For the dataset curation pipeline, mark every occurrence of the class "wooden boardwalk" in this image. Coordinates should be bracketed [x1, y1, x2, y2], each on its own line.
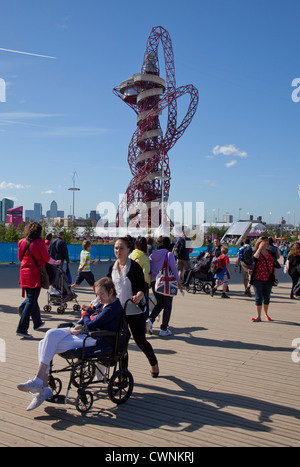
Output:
[1, 259, 300, 447]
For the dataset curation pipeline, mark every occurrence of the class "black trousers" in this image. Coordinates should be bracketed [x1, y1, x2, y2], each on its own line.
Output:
[149, 281, 173, 331]
[123, 312, 158, 368]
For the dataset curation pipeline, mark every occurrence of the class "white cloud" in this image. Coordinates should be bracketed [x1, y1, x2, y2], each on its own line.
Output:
[0, 181, 31, 190]
[226, 160, 237, 168]
[41, 189, 55, 194]
[202, 179, 217, 187]
[213, 144, 247, 158]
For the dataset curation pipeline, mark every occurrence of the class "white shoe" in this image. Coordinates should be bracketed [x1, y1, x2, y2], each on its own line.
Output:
[146, 319, 153, 335]
[159, 328, 172, 337]
[26, 387, 53, 411]
[17, 378, 43, 394]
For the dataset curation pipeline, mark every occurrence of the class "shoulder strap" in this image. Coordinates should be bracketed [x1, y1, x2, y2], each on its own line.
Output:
[26, 240, 42, 271]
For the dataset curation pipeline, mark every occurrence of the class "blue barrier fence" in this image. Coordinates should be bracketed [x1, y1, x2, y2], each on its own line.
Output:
[0, 243, 116, 263]
[0, 243, 239, 263]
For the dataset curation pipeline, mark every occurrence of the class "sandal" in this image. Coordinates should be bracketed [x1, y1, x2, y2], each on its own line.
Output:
[264, 316, 272, 321]
[251, 317, 261, 322]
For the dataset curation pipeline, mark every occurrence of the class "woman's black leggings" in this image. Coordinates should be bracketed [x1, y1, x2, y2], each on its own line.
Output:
[123, 312, 158, 368]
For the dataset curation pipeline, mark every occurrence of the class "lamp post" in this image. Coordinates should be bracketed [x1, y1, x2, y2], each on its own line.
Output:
[155, 174, 170, 232]
[68, 171, 80, 221]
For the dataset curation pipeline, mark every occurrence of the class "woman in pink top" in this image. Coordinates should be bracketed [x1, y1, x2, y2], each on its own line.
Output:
[17, 222, 60, 338]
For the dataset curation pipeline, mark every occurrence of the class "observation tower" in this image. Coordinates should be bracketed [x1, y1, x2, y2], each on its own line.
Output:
[113, 26, 198, 229]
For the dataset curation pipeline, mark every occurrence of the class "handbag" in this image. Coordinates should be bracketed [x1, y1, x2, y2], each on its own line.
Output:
[155, 252, 178, 297]
[25, 241, 50, 289]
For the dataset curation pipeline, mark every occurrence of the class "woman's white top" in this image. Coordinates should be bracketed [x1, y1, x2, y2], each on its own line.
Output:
[111, 259, 143, 315]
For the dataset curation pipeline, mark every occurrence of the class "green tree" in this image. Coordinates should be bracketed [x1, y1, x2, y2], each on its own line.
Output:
[83, 221, 95, 239]
[5, 224, 19, 242]
[63, 224, 78, 244]
[0, 222, 6, 242]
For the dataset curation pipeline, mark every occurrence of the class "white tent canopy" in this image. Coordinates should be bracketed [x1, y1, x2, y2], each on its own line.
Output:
[221, 221, 252, 245]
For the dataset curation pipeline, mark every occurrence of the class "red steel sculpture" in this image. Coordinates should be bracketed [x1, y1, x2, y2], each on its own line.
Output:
[113, 26, 199, 228]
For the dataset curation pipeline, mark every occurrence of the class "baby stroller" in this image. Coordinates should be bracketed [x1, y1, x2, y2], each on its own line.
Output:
[184, 254, 214, 294]
[44, 264, 80, 314]
[47, 299, 133, 413]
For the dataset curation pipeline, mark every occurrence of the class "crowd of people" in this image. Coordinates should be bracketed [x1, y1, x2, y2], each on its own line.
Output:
[15, 221, 300, 410]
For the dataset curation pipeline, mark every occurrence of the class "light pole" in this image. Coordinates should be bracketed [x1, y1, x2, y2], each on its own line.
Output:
[155, 174, 171, 232]
[68, 171, 80, 221]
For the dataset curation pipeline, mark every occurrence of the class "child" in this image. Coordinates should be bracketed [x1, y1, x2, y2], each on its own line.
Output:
[210, 246, 232, 298]
[71, 240, 98, 291]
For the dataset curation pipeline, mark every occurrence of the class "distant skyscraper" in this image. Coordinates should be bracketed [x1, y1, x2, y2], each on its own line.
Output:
[33, 203, 43, 222]
[46, 200, 64, 218]
[2, 198, 14, 222]
[25, 210, 34, 221]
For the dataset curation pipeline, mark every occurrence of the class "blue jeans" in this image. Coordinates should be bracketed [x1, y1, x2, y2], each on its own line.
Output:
[253, 280, 272, 306]
[16, 287, 43, 334]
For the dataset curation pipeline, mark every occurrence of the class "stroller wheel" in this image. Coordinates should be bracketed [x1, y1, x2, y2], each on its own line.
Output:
[73, 304, 81, 311]
[57, 306, 65, 314]
[203, 283, 212, 294]
[44, 305, 52, 312]
[75, 389, 93, 413]
[108, 369, 134, 405]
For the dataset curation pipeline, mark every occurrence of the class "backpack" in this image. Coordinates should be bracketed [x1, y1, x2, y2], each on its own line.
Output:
[174, 238, 185, 260]
[210, 256, 223, 275]
[242, 245, 254, 266]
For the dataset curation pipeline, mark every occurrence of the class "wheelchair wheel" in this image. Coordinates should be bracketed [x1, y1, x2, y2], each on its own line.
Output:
[48, 376, 62, 396]
[203, 283, 212, 294]
[75, 389, 93, 413]
[71, 361, 96, 388]
[108, 369, 134, 405]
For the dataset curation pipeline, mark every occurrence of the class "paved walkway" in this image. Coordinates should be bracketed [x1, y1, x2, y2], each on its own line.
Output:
[0, 259, 300, 447]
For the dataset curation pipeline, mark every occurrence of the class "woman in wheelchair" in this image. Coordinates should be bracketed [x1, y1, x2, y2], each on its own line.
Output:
[17, 278, 123, 411]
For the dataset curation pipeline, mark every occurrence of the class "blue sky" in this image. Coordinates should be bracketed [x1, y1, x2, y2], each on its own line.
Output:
[0, 0, 300, 226]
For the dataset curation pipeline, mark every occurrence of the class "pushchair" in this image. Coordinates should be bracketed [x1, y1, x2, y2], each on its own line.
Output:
[44, 264, 81, 314]
[47, 299, 133, 413]
[184, 254, 214, 294]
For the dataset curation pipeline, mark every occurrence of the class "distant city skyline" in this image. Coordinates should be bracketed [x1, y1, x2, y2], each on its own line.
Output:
[1, 194, 298, 228]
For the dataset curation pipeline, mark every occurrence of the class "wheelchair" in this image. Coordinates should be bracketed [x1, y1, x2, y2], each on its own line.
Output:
[47, 299, 134, 413]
